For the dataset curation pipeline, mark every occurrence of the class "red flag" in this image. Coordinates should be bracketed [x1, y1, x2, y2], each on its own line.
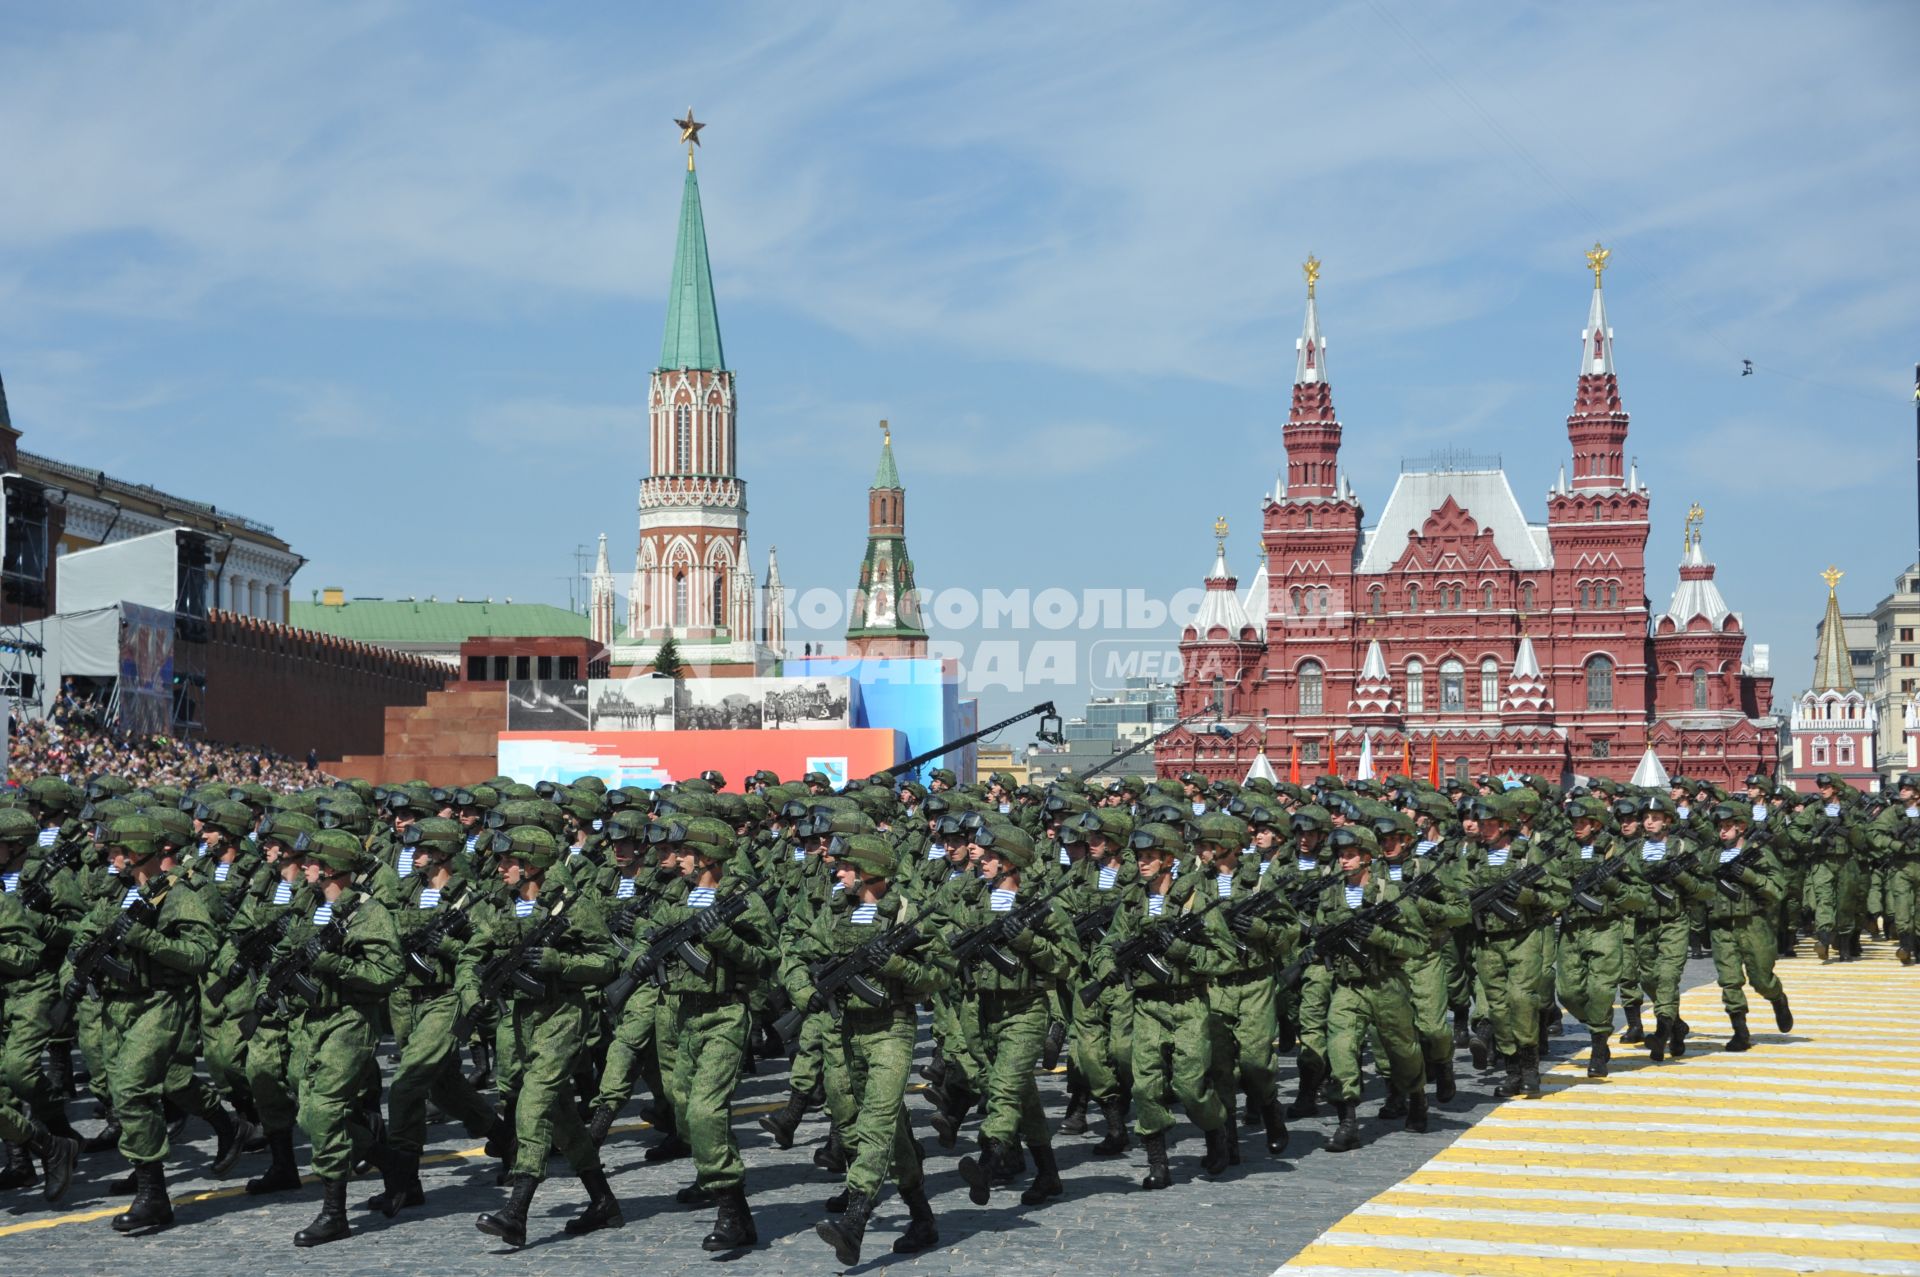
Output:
[1428, 736, 1441, 788]
[1288, 742, 1300, 785]
[1401, 735, 1413, 778]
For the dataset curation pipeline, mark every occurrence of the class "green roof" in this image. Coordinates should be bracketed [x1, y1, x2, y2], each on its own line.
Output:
[289, 599, 597, 645]
[658, 167, 726, 372]
[873, 434, 900, 489]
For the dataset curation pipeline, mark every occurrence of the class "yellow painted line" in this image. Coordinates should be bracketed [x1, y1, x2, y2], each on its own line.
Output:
[1372, 1188, 1920, 1229]
[1321, 1214, 1920, 1262]
[1518, 1092, 1915, 1115]
[1488, 1108, 1920, 1133]
[1404, 1170, 1920, 1204]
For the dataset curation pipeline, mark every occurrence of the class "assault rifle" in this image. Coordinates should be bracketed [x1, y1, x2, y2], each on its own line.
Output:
[204, 911, 294, 1003]
[48, 868, 181, 1032]
[1071, 900, 1119, 944]
[1221, 870, 1344, 943]
[604, 882, 767, 1012]
[1712, 835, 1773, 902]
[14, 840, 78, 914]
[607, 875, 677, 957]
[401, 883, 481, 981]
[1643, 843, 1706, 909]
[1469, 854, 1550, 926]
[1568, 852, 1630, 915]
[1278, 871, 1441, 986]
[452, 889, 575, 1036]
[240, 897, 357, 1034]
[1077, 894, 1221, 1007]
[949, 877, 1074, 980]
[772, 921, 926, 1043]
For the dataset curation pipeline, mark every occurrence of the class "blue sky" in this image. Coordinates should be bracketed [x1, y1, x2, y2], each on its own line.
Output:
[2, 2, 1915, 732]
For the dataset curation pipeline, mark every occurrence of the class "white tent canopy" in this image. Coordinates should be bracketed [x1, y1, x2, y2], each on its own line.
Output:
[1630, 746, 1670, 789]
[1244, 752, 1279, 785]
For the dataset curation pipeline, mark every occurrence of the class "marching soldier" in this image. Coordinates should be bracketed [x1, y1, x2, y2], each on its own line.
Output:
[1704, 804, 1793, 1049]
[1554, 797, 1649, 1077]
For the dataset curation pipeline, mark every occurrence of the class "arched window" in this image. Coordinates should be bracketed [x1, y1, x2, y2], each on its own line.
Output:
[1605, 581, 1618, 608]
[1299, 661, 1324, 715]
[1480, 657, 1499, 709]
[713, 571, 726, 628]
[1317, 586, 1330, 614]
[673, 572, 689, 628]
[1293, 588, 1306, 616]
[1369, 585, 1383, 616]
[1692, 667, 1708, 710]
[1305, 510, 1314, 530]
[1440, 658, 1465, 711]
[1520, 581, 1535, 610]
[1482, 582, 1495, 610]
[1837, 735, 1855, 766]
[1451, 585, 1463, 610]
[675, 403, 692, 472]
[1408, 583, 1421, 612]
[1579, 582, 1590, 609]
[1585, 654, 1614, 709]
[1211, 676, 1227, 715]
[1406, 659, 1425, 713]
[1810, 735, 1829, 766]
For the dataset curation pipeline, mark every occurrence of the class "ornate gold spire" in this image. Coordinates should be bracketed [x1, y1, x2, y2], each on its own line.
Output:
[1585, 241, 1610, 289]
[880, 418, 890, 447]
[1214, 515, 1229, 557]
[1684, 500, 1704, 552]
[1303, 254, 1321, 299]
[1822, 564, 1845, 595]
[674, 107, 705, 170]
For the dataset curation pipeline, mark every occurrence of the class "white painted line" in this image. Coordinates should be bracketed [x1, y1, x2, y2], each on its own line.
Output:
[1409, 1163, 1920, 1188]
[1307, 1233, 1920, 1276]
[1347, 1201, 1920, 1244]
[1476, 1114, 1920, 1141]
[1509, 1102, 1915, 1124]
[1445, 1138, 1920, 1164]
[1386, 1181, 1920, 1213]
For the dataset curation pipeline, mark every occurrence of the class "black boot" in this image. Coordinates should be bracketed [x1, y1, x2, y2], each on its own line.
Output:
[366, 1151, 423, 1217]
[1326, 1101, 1361, 1153]
[1815, 930, 1832, 961]
[1452, 1007, 1471, 1044]
[1588, 1030, 1611, 1078]
[564, 1164, 625, 1235]
[1468, 1020, 1493, 1071]
[1405, 1087, 1429, 1134]
[81, 1119, 122, 1156]
[1021, 1143, 1063, 1205]
[701, 1185, 757, 1253]
[1092, 1098, 1130, 1155]
[1726, 1012, 1751, 1053]
[1260, 1099, 1290, 1156]
[1378, 1091, 1409, 1120]
[757, 1088, 808, 1150]
[1541, 1005, 1562, 1038]
[587, 1104, 617, 1147]
[1619, 1003, 1645, 1044]
[644, 1131, 692, 1164]
[893, 1183, 939, 1254]
[814, 1188, 870, 1265]
[1058, 1088, 1090, 1136]
[1773, 995, 1794, 1032]
[812, 1126, 848, 1173]
[1434, 1055, 1457, 1103]
[675, 1181, 714, 1207]
[957, 1137, 1008, 1206]
[1671, 1016, 1690, 1058]
[207, 1105, 257, 1178]
[48, 1041, 76, 1099]
[28, 1123, 78, 1204]
[0, 1141, 33, 1190]
[1222, 1104, 1241, 1166]
[1199, 1124, 1230, 1176]
[477, 1174, 538, 1247]
[111, 1161, 174, 1234]
[1276, 1015, 1298, 1054]
[247, 1129, 302, 1195]
[1648, 1015, 1669, 1062]
[294, 1177, 351, 1247]
[1493, 1052, 1526, 1097]
[1519, 1045, 1542, 1098]
[1140, 1131, 1171, 1189]
[1286, 1052, 1323, 1119]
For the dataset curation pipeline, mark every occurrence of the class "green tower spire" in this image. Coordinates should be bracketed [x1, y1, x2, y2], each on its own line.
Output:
[658, 165, 726, 373]
[873, 419, 901, 489]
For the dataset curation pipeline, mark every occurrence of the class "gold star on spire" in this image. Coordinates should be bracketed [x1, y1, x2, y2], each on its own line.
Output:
[1214, 515, 1230, 557]
[1822, 565, 1845, 595]
[1586, 241, 1610, 289]
[674, 107, 705, 170]
[1303, 254, 1321, 299]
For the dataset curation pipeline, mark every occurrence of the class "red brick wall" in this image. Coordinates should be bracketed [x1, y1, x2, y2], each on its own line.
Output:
[201, 609, 449, 761]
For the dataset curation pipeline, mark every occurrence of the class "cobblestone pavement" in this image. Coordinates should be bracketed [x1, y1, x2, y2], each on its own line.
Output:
[4, 957, 1850, 1276]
